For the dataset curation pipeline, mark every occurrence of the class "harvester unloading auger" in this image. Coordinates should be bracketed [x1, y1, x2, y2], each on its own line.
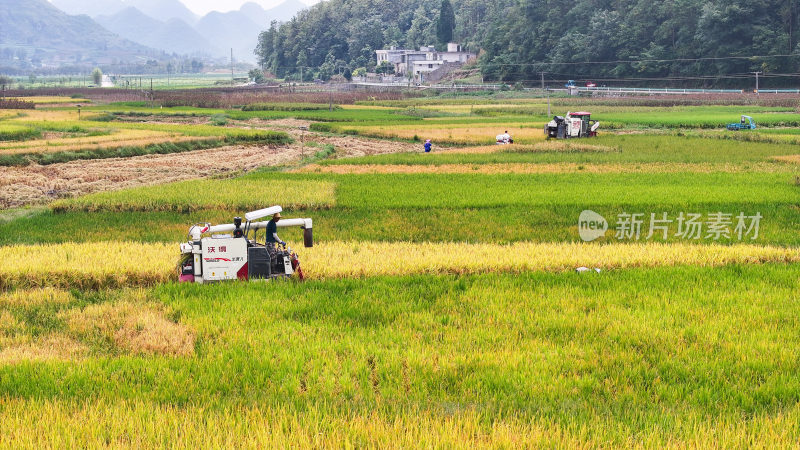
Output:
[178, 206, 313, 283]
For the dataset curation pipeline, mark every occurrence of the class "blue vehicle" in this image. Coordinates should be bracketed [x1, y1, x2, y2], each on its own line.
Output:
[727, 115, 756, 131]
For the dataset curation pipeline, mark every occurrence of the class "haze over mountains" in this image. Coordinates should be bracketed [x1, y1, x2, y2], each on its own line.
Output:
[44, 0, 309, 63]
[0, 0, 159, 69]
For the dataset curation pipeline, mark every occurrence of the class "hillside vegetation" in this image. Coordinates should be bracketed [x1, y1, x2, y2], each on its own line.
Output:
[256, 0, 800, 85]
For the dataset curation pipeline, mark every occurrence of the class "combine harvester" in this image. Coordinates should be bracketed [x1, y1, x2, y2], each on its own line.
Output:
[726, 115, 757, 131]
[545, 112, 600, 139]
[178, 206, 313, 283]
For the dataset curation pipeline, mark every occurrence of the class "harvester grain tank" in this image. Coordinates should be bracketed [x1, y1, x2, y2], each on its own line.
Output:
[545, 111, 600, 139]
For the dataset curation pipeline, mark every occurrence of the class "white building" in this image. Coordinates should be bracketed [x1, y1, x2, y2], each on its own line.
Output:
[375, 43, 476, 79]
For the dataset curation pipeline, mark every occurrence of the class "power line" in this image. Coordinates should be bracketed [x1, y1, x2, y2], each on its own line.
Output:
[483, 53, 800, 67]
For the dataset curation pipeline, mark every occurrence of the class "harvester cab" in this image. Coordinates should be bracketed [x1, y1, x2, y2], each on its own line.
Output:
[545, 111, 599, 139]
[178, 206, 313, 283]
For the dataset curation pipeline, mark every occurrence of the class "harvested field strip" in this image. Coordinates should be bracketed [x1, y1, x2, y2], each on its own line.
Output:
[0, 144, 307, 209]
[51, 179, 337, 212]
[297, 162, 796, 175]
[1, 241, 797, 289]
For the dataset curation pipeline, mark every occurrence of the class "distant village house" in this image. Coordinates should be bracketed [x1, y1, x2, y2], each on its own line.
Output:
[375, 43, 475, 82]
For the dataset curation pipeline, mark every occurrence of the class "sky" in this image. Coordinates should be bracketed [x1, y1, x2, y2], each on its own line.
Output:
[181, 0, 320, 15]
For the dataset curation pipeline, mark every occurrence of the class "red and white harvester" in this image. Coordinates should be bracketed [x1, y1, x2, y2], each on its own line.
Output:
[178, 206, 313, 283]
[545, 111, 600, 139]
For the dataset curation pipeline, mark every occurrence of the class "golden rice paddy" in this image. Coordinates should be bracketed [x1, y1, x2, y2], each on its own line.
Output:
[0, 129, 194, 155]
[343, 124, 547, 145]
[1, 241, 797, 289]
[5, 96, 91, 105]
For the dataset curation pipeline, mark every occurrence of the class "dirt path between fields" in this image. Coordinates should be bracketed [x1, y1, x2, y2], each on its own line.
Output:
[0, 127, 418, 209]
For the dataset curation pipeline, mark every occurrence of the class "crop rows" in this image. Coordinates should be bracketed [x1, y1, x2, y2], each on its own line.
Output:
[322, 134, 800, 165]
[0, 129, 189, 154]
[0, 125, 41, 142]
[313, 122, 547, 145]
[1, 241, 797, 289]
[0, 110, 291, 165]
[1, 397, 796, 447]
[436, 142, 619, 154]
[51, 179, 337, 213]
[298, 161, 795, 175]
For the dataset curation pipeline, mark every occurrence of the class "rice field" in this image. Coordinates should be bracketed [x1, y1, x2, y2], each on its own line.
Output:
[0, 240, 797, 289]
[1, 93, 800, 446]
[0, 110, 291, 165]
[318, 123, 548, 145]
[298, 161, 796, 174]
[51, 179, 337, 212]
[7, 96, 91, 105]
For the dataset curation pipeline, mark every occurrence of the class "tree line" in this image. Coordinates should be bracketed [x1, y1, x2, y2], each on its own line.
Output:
[255, 0, 800, 87]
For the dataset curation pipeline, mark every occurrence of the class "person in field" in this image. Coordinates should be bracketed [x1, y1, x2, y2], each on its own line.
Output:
[496, 131, 512, 144]
[266, 212, 286, 247]
[424, 139, 432, 152]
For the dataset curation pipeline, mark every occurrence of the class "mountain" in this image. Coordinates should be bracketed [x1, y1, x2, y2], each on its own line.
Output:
[241, 1, 307, 26]
[239, 2, 271, 25]
[262, 0, 308, 23]
[95, 7, 216, 56]
[125, 0, 198, 24]
[1, 0, 159, 66]
[195, 10, 263, 63]
[49, 0, 127, 17]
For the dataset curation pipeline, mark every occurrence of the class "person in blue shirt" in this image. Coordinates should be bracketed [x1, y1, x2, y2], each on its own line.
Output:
[266, 212, 286, 247]
[424, 139, 432, 152]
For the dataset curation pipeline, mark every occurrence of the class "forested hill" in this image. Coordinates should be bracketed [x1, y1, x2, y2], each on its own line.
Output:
[255, 0, 800, 87]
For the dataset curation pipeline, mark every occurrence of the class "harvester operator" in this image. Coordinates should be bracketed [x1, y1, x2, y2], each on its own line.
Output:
[266, 212, 287, 247]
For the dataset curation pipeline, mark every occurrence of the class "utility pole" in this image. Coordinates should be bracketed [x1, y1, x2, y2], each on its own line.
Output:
[547, 88, 551, 117]
[231, 48, 235, 86]
[541, 71, 550, 116]
[300, 66, 304, 84]
[752, 71, 762, 96]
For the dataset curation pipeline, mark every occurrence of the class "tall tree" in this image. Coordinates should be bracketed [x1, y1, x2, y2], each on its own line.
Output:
[436, 0, 455, 47]
[91, 67, 102, 85]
